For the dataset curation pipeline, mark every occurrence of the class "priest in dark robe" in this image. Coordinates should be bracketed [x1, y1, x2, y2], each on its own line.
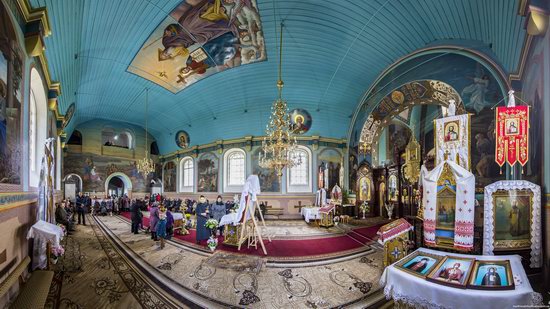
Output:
[195, 195, 211, 244]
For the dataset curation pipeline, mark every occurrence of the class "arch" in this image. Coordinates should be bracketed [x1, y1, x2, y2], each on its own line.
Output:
[67, 130, 82, 145]
[287, 145, 313, 193]
[358, 80, 463, 154]
[104, 172, 133, 197]
[28, 67, 48, 187]
[223, 148, 246, 192]
[150, 141, 159, 155]
[64, 173, 83, 191]
[179, 156, 194, 192]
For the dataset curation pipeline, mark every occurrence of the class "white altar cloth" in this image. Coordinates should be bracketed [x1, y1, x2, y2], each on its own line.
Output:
[380, 248, 542, 309]
[26, 220, 64, 270]
[301, 207, 320, 223]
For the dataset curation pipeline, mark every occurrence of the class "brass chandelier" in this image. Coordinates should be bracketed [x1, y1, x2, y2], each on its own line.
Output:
[137, 88, 155, 175]
[259, 22, 301, 177]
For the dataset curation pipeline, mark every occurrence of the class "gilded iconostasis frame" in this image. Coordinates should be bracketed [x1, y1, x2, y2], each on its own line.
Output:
[483, 180, 541, 268]
[356, 163, 374, 204]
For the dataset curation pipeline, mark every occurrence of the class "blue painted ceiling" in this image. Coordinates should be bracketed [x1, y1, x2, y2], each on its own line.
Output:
[30, 0, 526, 154]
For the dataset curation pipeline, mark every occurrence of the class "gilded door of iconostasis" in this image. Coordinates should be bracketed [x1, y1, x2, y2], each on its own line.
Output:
[356, 163, 374, 216]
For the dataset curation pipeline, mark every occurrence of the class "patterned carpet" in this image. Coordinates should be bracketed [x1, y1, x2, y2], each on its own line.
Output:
[45, 215, 388, 308]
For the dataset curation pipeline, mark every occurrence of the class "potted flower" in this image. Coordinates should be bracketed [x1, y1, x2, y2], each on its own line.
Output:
[359, 202, 370, 219]
[207, 237, 218, 252]
[50, 245, 65, 264]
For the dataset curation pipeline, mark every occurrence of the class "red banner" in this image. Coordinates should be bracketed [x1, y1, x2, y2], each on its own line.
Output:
[495, 106, 529, 167]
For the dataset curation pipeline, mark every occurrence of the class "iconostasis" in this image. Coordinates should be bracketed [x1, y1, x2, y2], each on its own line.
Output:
[348, 51, 542, 270]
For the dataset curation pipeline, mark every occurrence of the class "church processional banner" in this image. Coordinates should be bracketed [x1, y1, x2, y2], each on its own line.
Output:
[434, 114, 471, 171]
[495, 106, 529, 172]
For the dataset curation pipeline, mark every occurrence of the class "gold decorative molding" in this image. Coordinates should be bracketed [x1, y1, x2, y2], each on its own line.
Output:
[160, 136, 347, 160]
[15, 0, 65, 132]
[526, 7, 549, 36]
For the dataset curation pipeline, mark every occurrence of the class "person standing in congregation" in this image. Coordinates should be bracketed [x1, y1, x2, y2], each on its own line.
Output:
[75, 192, 87, 225]
[211, 195, 226, 236]
[195, 195, 210, 244]
[130, 198, 142, 234]
[165, 207, 174, 240]
[156, 206, 167, 249]
[150, 202, 160, 241]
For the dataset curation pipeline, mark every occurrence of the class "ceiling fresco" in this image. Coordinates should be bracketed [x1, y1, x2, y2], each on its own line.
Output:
[128, 0, 266, 93]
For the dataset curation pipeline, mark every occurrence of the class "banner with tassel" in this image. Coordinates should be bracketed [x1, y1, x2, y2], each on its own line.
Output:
[495, 90, 529, 173]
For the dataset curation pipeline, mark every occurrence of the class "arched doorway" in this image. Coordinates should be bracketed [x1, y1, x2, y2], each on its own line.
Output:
[64, 174, 83, 201]
[104, 172, 133, 198]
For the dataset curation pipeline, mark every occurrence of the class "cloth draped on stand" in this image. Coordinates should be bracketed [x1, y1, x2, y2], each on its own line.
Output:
[422, 160, 475, 250]
[315, 188, 327, 206]
[219, 175, 261, 226]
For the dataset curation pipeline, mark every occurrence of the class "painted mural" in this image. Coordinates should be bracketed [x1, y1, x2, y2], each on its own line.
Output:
[128, 0, 266, 93]
[163, 161, 177, 192]
[0, 7, 23, 185]
[197, 152, 218, 192]
[64, 152, 161, 193]
[351, 52, 507, 187]
[317, 148, 342, 192]
[290, 109, 312, 134]
[175, 130, 190, 148]
[251, 148, 280, 192]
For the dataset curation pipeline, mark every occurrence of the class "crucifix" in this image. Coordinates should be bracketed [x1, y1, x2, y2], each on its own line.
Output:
[293, 201, 305, 212]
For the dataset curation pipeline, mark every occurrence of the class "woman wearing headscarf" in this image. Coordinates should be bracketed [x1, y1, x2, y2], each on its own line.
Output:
[211, 195, 226, 236]
[195, 195, 211, 244]
[149, 202, 160, 241]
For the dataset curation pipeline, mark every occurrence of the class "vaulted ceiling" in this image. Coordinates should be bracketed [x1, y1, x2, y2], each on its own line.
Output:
[30, 0, 526, 153]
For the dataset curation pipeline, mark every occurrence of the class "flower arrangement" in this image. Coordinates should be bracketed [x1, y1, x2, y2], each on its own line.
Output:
[50, 245, 65, 264]
[360, 202, 370, 219]
[205, 218, 219, 230]
[207, 236, 218, 251]
[230, 203, 239, 213]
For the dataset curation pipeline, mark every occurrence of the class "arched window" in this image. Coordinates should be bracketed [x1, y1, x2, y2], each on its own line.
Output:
[102, 128, 134, 149]
[67, 130, 82, 145]
[29, 88, 37, 171]
[179, 157, 194, 192]
[28, 68, 48, 187]
[224, 148, 246, 192]
[287, 146, 312, 193]
[150, 141, 159, 155]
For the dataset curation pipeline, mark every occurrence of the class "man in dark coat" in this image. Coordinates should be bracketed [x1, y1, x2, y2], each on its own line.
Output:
[130, 200, 142, 234]
[195, 195, 211, 244]
[75, 192, 87, 225]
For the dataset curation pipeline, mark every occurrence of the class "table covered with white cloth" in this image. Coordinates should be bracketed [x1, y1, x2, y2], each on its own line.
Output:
[26, 220, 64, 270]
[380, 247, 543, 309]
[172, 212, 184, 220]
[300, 207, 320, 223]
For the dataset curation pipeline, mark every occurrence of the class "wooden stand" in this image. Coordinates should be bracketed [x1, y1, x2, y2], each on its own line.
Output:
[236, 197, 272, 255]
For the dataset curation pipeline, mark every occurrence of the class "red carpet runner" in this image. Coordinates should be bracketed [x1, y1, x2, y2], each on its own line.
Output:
[119, 212, 380, 257]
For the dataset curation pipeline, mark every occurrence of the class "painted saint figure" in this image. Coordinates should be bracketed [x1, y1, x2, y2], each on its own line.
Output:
[508, 200, 521, 236]
[406, 257, 430, 273]
[445, 126, 458, 142]
[481, 267, 502, 286]
[439, 263, 464, 282]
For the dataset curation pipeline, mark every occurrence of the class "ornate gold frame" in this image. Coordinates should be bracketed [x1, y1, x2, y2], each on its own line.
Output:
[492, 189, 533, 251]
[467, 260, 514, 290]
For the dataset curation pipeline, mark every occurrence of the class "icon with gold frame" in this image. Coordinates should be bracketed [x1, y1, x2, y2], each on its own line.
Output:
[426, 256, 475, 288]
[468, 260, 515, 290]
[492, 189, 533, 251]
[395, 251, 444, 278]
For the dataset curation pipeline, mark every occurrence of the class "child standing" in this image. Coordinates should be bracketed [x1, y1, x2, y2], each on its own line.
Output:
[156, 206, 167, 249]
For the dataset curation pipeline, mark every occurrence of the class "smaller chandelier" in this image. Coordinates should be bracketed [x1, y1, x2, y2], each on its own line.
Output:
[137, 88, 155, 176]
[259, 22, 301, 177]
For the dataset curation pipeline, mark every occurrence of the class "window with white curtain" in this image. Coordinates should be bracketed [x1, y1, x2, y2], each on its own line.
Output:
[287, 146, 312, 193]
[228, 151, 245, 186]
[180, 157, 194, 192]
[29, 89, 37, 171]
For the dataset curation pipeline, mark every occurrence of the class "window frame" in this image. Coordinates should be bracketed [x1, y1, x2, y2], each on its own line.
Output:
[223, 148, 247, 193]
[286, 146, 312, 193]
[179, 156, 194, 192]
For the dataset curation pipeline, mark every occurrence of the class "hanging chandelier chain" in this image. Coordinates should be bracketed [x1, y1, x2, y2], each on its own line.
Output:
[259, 22, 301, 177]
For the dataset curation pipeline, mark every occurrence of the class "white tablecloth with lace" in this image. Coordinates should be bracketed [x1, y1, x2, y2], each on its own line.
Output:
[301, 207, 320, 223]
[26, 220, 64, 270]
[380, 248, 543, 309]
